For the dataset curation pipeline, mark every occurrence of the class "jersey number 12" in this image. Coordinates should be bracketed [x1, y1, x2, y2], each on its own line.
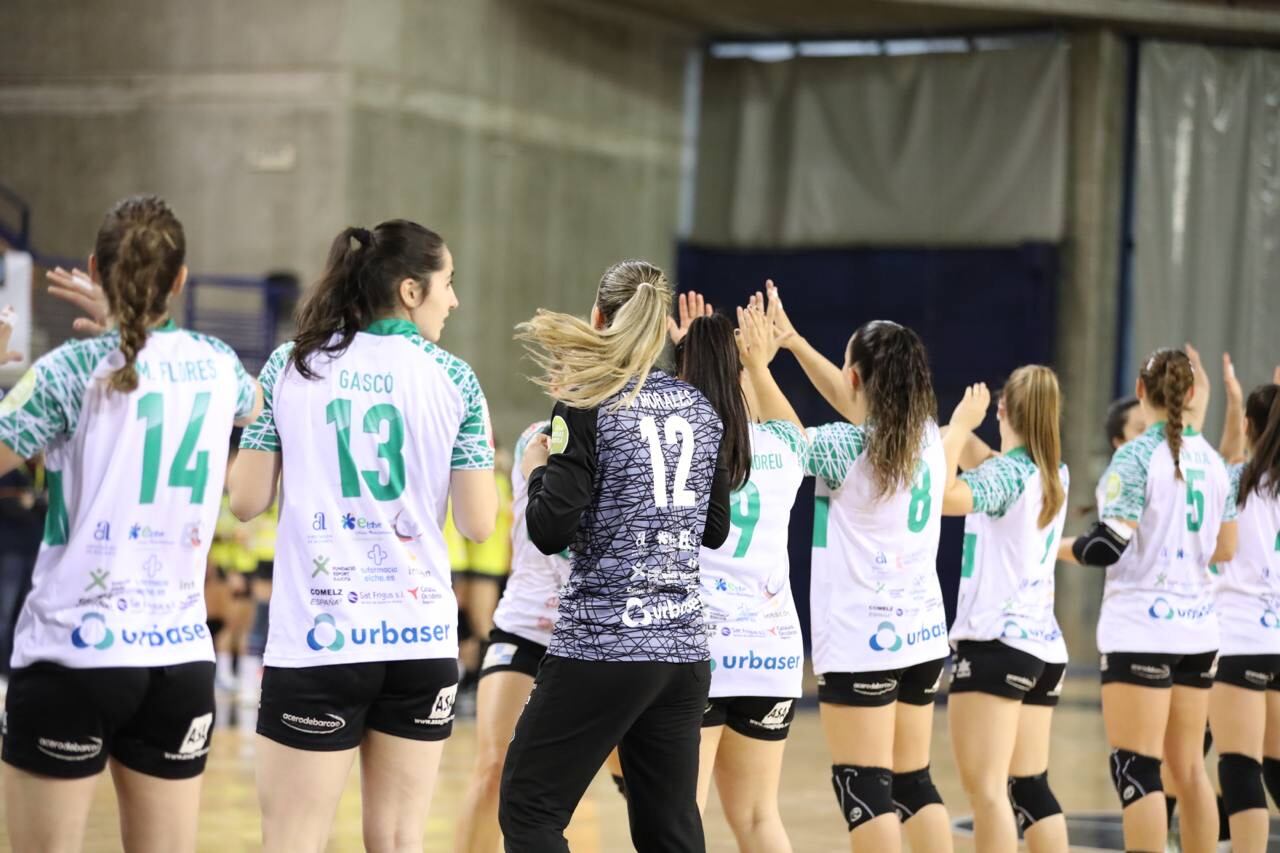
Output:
[639, 415, 696, 509]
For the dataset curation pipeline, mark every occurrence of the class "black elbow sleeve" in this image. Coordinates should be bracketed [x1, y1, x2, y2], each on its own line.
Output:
[1072, 521, 1129, 567]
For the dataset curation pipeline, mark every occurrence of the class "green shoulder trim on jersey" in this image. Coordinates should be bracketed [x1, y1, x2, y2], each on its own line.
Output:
[153, 318, 179, 333]
[757, 419, 807, 462]
[363, 318, 418, 337]
[0, 335, 120, 458]
[239, 343, 293, 453]
[960, 450, 1035, 518]
[185, 329, 256, 419]
[1099, 426, 1162, 523]
[408, 336, 494, 470]
[804, 421, 866, 490]
[1148, 420, 1200, 437]
[514, 420, 550, 464]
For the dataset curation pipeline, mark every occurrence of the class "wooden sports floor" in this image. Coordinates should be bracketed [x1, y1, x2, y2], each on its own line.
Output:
[3, 675, 1273, 851]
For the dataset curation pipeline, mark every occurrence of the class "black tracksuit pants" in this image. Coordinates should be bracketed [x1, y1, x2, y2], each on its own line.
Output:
[499, 654, 711, 852]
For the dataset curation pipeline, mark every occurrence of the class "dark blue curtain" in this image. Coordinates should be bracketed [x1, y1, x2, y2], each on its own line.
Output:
[675, 242, 1059, 648]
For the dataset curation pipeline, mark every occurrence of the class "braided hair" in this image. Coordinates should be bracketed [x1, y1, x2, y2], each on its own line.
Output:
[94, 196, 186, 392]
[1139, 348, 1195, 481]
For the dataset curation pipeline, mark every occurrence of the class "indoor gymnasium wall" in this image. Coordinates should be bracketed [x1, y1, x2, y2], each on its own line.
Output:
[0, 0, 693, 445]
[339, 0, 691, 445]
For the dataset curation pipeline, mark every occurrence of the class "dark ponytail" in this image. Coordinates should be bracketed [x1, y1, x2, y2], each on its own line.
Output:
[1238, 384, 1280, 508]
[94, 196, 186, 393]
[1139, 348, 1194, 481]
[291, 220, 446, 380]
[678, 314, 751, 490]
[848, 321, 937, 498]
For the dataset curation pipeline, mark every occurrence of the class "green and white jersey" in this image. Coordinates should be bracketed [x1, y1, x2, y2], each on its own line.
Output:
[702, 421, 806, 699]
[807, 420, 949, 674]
[1096, 423, 1235, 654]
[243, 319, 493, 667]
[1216, 464, 1280, 656]
[0, 322, 254, 669]
[953, 450, 1069, 664]
[492, 421, 572, 649]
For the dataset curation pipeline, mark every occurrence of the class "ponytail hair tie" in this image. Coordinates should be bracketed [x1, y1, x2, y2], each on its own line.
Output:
[352, 227, 374, 247]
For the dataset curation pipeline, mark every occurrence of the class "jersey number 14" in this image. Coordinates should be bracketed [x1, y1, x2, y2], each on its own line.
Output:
[136, 392, 211, 504]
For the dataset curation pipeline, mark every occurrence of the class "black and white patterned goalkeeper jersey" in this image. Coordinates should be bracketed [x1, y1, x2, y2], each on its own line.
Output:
[526, 369, 730, 663]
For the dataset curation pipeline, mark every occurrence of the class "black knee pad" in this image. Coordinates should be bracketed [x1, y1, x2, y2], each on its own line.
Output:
[1263, 757, 1280, 808]
[892, 766, 943, 822]
[1110, 749, 1163, 808]
[611, 773, 628, 801]
[831, 765, 894, 831]
[1219, 753, 1267, 815]
[1007, 772, 1062, 831]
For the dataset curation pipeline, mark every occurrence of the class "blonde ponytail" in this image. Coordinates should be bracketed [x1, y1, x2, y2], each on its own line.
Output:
[516, 261, 672, 410]
[1004, 365, 1064, 529]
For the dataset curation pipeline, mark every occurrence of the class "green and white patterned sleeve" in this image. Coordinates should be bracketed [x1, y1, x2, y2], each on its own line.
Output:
[804, 422, 865, 490]
[1224, 461, 1243, 523]
[758, 420, 808, 470]
[239, 343, 292, 453]
[447, 361, 494, 471]
[959, 455, 1028, 517]
[0, 342, 98, 458]
[1099, 439, 1152, 523]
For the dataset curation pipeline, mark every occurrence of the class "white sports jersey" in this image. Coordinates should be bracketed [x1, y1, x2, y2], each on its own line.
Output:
[807, 421, 949, 674]
[241, 319, 493, 667]
[1097, 423, 1235, 654]
[952, 449, 1069, 664]
[1216, 465, 1280, 656]
[703, 421, 806, 699]
[491, 421, 572, 649]
[0, 322, 255, 669]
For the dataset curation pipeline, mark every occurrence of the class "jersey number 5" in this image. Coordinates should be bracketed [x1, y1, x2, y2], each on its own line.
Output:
[639, 415, 696, 509]
[1184, 468, 1205, 533]
[136, 392, 211, 505]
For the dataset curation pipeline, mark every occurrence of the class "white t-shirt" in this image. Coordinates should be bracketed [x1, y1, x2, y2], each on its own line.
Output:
[1216, 465, 1280, 656]
[952, 449, 1069, 664]
[703, 421, 806, 699]
[1096, 423, 1235, 654]
[0, 323, 255, 669]
[491, 421, 572, 650]
[241, 319, 493, 667]
[807, 421, 949, 674]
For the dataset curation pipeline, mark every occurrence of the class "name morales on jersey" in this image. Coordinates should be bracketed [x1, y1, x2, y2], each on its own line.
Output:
[633, 389, 693, 410]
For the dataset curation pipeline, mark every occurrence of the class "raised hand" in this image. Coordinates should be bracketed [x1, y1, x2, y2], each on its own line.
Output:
[764, 280, 798, 348]
[667, 291, 712, 346]
[736, 305, 777, 370]
[47, 267, 110, 335]
[0, 306, 21, 364]
[949, 383, 991, 434]
[1223, 353, 1243, 408]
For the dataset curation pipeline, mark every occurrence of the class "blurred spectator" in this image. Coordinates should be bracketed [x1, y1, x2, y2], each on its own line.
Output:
[0, 454, 45, 680]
